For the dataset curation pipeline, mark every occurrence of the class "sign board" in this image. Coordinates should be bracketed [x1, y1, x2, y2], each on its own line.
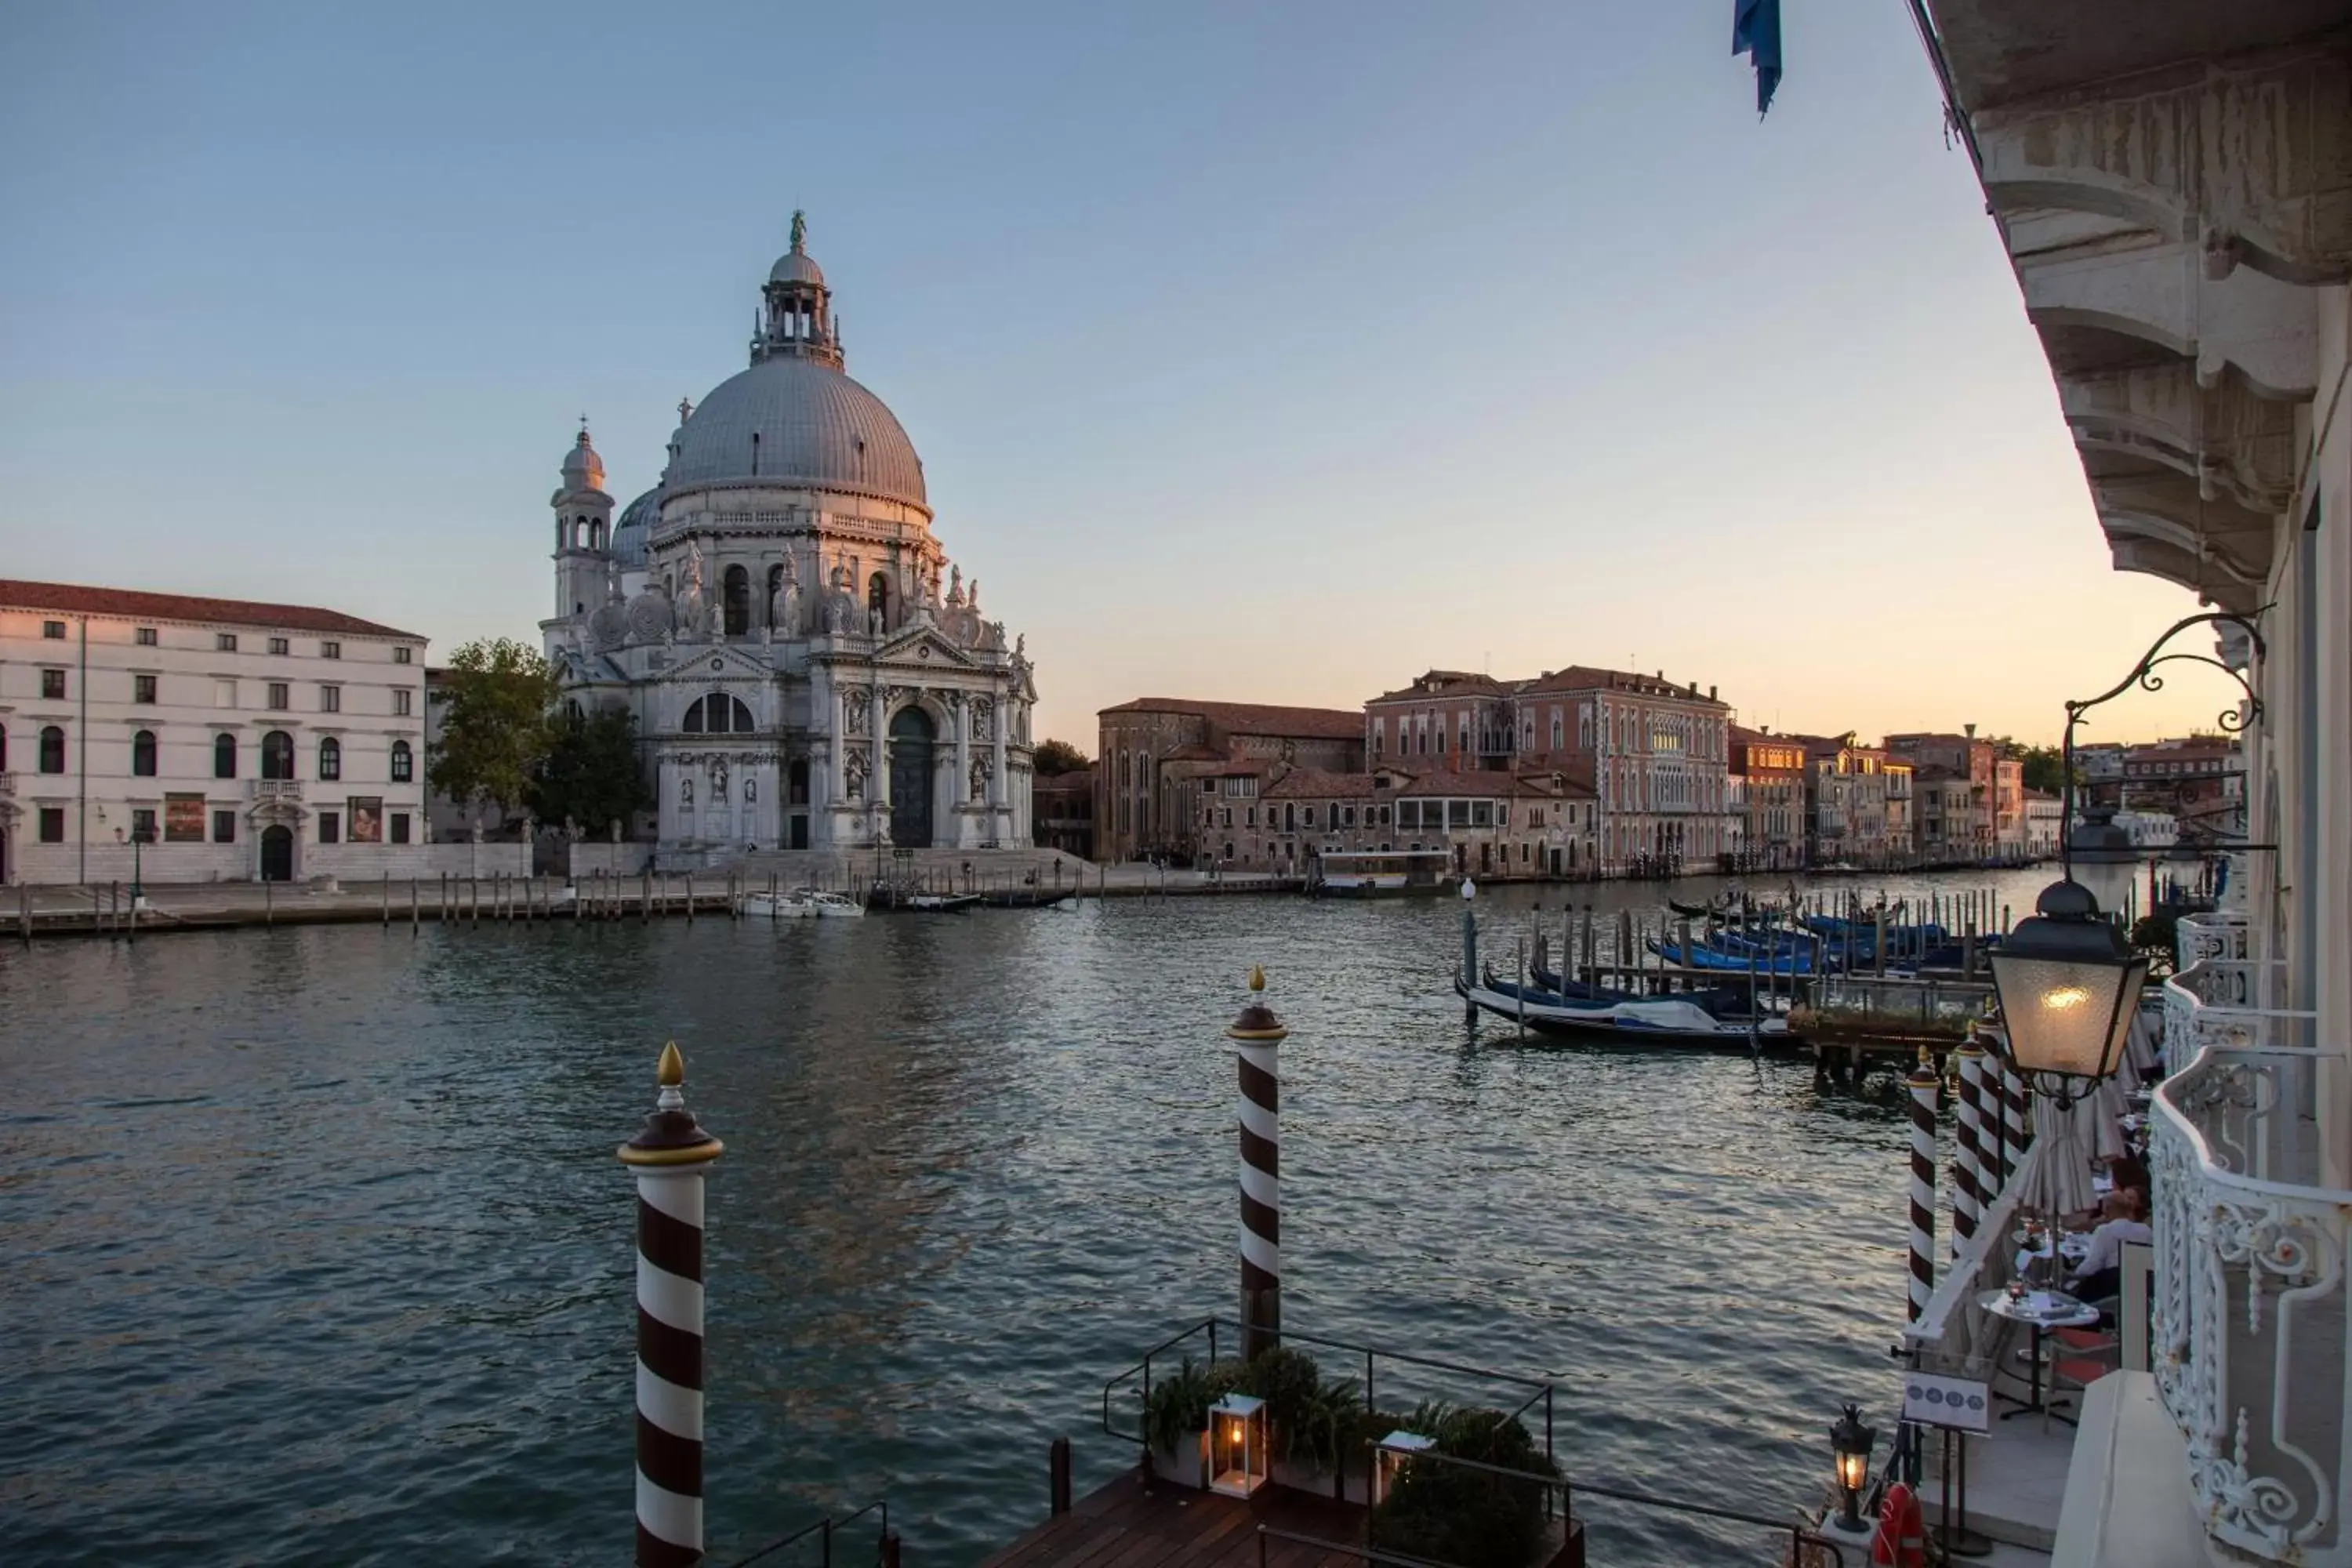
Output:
[1902, 1372, 1991, 1433]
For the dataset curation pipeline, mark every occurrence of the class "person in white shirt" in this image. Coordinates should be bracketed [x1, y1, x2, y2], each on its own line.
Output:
[2069, 1185, 2151, 1301]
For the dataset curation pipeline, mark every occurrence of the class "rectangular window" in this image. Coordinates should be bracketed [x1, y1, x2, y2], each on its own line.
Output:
[1448, 800, 1472, 828]
[319, 811, 340, 844]
[165, 794, 205, 843]
[394, 646, 413, 665]
[321, 641, 341, 660]
[393, 688, 412, 716]
[1471, 800, 1494, 828]
[217, 633, 238, 652]
[1246, 807, 1257, 828]
[215, 679, 236, 708]
[390, 811, 411, 845]
[38, 807, 65, 843]
[320, 685, 340, 713]
[131, 807, 157, 843]
[268, 636, 289, 655]
[42, 669, 65, 699]
[267, 682, 289, 710]
[42, 620, 65, 640]
[134, 674, 158, 704]
[136, 626, 158, 647]
[212, 809, 236, 844]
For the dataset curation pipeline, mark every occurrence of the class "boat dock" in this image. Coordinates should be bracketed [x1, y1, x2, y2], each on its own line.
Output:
[983, 1471, 1391, 1568]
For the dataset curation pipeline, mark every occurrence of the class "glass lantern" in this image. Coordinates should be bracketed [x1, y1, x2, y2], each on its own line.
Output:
[1373, 1431, 1436, 1505]
[1989, 879, 2147, 1096]
[1207, 1392, 1268, 1498]
[1828, 1403, 1875, 1532]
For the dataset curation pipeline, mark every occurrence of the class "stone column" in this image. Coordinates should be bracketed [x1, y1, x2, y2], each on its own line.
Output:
[830, 682, 847, 798]
[869, 681, 889, 837]
[954, 693, 973, 828]
[990, 688, 1009, 837]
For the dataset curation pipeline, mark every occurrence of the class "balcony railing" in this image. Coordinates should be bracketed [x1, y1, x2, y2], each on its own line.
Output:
[2165, 960, 2316, 1054]
[2151, 1042, 2351, 1564]
[2179, 909, 2252, 965]
[0, 771, 15, 798]
[248, 779, 303, 802]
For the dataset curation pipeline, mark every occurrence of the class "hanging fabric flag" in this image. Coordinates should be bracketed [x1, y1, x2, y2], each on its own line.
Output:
[1733, 0, 1783, 118]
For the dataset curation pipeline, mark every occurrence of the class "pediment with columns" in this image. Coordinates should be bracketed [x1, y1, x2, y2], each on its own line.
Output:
[652, 644, 775, 687]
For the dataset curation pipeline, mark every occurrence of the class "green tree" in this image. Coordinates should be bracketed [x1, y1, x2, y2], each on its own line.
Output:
[1033, 738, 1089, 776]
[427, 638, 560, 829]
[529, 706, 652, 835]
[2016, 744, 2072, 794]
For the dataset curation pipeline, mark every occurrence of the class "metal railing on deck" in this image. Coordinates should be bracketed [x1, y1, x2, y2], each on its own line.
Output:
[1100, 1316, 1555, 1465]
[717, 1499, 892, 1568]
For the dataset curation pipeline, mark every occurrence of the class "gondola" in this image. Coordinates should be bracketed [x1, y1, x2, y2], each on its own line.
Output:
[1529, 964, 1783, 1024]
[1455, 971, 1795, 1047]
[1647, 937, 1821, 975]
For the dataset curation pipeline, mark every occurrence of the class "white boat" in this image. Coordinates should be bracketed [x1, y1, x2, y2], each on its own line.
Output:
[742, 888, 866, 919]
[1312, 848, 1450, 896]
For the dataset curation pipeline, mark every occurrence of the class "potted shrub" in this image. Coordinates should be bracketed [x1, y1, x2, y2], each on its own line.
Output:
[1370, 1403, 1565, 1568]
[1142, 1358, 1227, 1487]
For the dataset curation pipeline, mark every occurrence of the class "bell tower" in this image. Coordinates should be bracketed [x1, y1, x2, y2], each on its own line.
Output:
[553, 421, 614, 621]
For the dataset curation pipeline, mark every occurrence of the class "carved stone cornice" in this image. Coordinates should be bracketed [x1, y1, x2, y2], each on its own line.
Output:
[2060, 364, 2299, 514]
[2021, 238, 2318, 400]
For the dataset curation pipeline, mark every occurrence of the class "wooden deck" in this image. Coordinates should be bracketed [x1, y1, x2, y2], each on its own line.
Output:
[982, 1473, 1374, 1568]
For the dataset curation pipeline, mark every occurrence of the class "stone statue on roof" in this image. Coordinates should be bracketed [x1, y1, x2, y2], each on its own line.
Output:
[790, 209, 808, 249]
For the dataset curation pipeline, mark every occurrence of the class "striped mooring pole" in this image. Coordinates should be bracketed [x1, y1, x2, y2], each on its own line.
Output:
[619, 1042, 725, 1567]
[1229, 965, 1287, 1362]
[2000, 1058, 2031, 1192]
[1906, 1049, 1939, 1323]
[1951, 1039, 1987, 1258]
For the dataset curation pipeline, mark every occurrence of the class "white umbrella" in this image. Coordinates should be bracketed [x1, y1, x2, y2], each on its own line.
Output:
[2029, 1090, 2100, 1221]
[2125, 1005, 2161, 1085]
[2089, 1075, 2131, 1165]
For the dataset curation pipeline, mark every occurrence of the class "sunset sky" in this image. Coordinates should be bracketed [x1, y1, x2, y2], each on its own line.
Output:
[0, 2, 2246, 752]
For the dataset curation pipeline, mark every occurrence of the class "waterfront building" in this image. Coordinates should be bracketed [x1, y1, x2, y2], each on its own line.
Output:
[1885, 727, 2022, 858]
[1094, 699, 1363, 863]
[1366, 666, 1733, 873]
[2074, 740, 2130, 807]
[1884, 757, 1915, 862]
[1182, 758, 1596, 879]
[0, 580, 429, 885]
[2022, 787, 2062, 859]
[2121, 735, 2244, 844]
[1897, 6, 2352, 1563]
[539, 217, 1037, 862]
[1730, 724, 1806, 869]
[1910, 765, 1974, 863]
[1030, 765, 1094, 861]
[1793, 732, 1900, 866]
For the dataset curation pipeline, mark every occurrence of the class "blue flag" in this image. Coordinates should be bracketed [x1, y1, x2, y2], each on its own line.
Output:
[1733, 0, 1782, 117]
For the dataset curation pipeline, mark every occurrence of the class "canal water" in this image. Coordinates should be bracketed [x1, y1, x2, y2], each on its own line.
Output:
[0, 869, 2056, 1567]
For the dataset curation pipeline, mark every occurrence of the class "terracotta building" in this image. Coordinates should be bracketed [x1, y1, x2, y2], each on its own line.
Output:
[1186, 759, 1597, 880]
[1730, 725, 1807, 869]
[1095, 698, 1363, 862]
[2122, 735, 2243, 844]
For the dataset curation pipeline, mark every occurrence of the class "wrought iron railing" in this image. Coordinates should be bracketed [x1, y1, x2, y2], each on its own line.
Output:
[2164, 960, 2315, 1054]
[716, 1498, 892, 1568]
[2151, 1042, 2350, 1563]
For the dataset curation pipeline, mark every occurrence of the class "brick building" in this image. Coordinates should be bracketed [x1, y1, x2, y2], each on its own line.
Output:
[2121, 735, 2243, 844]
[1730, 725, 1806, 869]
[1187, 760, 1597, 880]
[1886, 728, 2024, 861]
[1095, 698, 1363, 863]
[1032, 765, 1094, 860]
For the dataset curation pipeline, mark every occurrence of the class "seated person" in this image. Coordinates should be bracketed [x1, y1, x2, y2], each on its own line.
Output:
[2068, 1184, 2151, 1303]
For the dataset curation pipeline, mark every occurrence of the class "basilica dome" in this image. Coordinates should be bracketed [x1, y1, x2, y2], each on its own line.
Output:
[611, 486, 659, 568]
[666, 355, 928, 512]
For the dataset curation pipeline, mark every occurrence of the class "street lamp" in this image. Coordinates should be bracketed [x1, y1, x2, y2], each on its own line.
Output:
[1829, 1403, 1876, 1533]
[1990, 612, 2263, 1105]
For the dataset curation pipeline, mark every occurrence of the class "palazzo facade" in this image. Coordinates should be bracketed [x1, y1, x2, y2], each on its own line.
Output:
[539, 217, 1036, 859]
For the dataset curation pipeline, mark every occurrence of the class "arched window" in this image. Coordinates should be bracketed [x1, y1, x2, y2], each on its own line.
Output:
[39, 724, 67, 774]
[318, 736, 341, 782]
[261, 730, 295, 781]
[723, 564, 750, 637]
[681, 693, 756, 735]
[390, 740, 413, 782]
[132, 730, 158, 777]
[866, 571, 890, 626]
[214, 733, 238, 779]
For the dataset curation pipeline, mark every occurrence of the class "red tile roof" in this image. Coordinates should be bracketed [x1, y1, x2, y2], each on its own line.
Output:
[1100, 697, 1363, 741]
[1519, 665, 1729, 706]
[0, 579, 425, 640]
[1262, 768, 1381, 800]
[1366, 670, 1511, 703]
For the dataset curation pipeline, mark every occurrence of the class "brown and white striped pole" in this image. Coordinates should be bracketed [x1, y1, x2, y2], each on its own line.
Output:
[618, 1042, 725, 1568]
[1229, 966, 1287, 1362]
[1906, 1049, 1938, 1324]
[1951, 1040, 1987, 1258]
[1999, 1057, 2031, 1193]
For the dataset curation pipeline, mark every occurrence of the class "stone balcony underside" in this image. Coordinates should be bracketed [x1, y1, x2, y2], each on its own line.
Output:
[1925, 8, 2352, 612]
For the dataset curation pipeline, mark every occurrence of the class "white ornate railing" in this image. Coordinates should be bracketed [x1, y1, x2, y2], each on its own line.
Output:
[2165, 960, 2317, 1055]
[247, 779, 303, 802]
[2180, 909, 2252, 965]
[2151, 1043, 2352, 1563]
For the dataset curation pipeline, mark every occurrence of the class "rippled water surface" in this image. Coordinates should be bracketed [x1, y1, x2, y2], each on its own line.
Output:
[0, 870, 2054, 1566]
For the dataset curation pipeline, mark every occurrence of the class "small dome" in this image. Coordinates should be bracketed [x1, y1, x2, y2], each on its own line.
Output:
[561, 427, 606, 493]
[612, 487, 659, 568]
[770, 249, 826, 289]
[669, 355, 927, 511]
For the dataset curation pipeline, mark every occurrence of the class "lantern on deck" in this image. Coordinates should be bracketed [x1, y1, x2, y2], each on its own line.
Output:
[1989, 878, 2147, 1108]
[1207, 1392, 1268, 1497]
[1373, 1430, 1437, 1505]
[1828, 1402, 1876, 1533]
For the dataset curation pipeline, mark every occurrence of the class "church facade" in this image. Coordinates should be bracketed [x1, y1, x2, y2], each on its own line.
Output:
[539, 217, 1036, 860]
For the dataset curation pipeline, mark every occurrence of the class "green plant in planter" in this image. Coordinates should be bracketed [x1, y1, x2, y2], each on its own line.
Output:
[1141, 1357, 1243, 1454]
[1372, 1405, 1560, 1568]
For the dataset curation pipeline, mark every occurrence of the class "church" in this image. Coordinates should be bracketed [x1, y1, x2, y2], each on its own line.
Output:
[540, 216, 1037, 860]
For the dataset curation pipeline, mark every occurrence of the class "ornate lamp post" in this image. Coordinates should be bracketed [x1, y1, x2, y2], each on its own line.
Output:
[1829, 1402, 1876, 1534]
[1991, 612, 2263, 1106]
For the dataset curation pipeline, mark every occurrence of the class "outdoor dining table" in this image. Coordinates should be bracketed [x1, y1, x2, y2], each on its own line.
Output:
[1980, 1287, 2101, 1423]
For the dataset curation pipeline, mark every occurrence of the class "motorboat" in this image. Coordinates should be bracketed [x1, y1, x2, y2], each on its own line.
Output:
[742, 888, 866, 919]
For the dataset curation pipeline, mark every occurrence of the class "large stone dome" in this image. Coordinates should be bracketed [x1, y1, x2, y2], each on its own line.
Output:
[666, 355, 927, 511]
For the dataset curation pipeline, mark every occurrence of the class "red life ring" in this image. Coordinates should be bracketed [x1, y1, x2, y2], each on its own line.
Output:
[1871, 1482, 1926, 1568]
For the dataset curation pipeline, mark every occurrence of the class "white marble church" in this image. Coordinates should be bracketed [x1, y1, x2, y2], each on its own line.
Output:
[539, 216, 1036, 859]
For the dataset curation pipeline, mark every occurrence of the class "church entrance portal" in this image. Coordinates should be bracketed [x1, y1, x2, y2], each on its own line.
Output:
[260, 825, 294, 882]
[888, 707, 935, 848]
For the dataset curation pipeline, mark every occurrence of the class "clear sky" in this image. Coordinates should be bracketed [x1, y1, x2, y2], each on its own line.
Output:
[0, 2, 2246, 753]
